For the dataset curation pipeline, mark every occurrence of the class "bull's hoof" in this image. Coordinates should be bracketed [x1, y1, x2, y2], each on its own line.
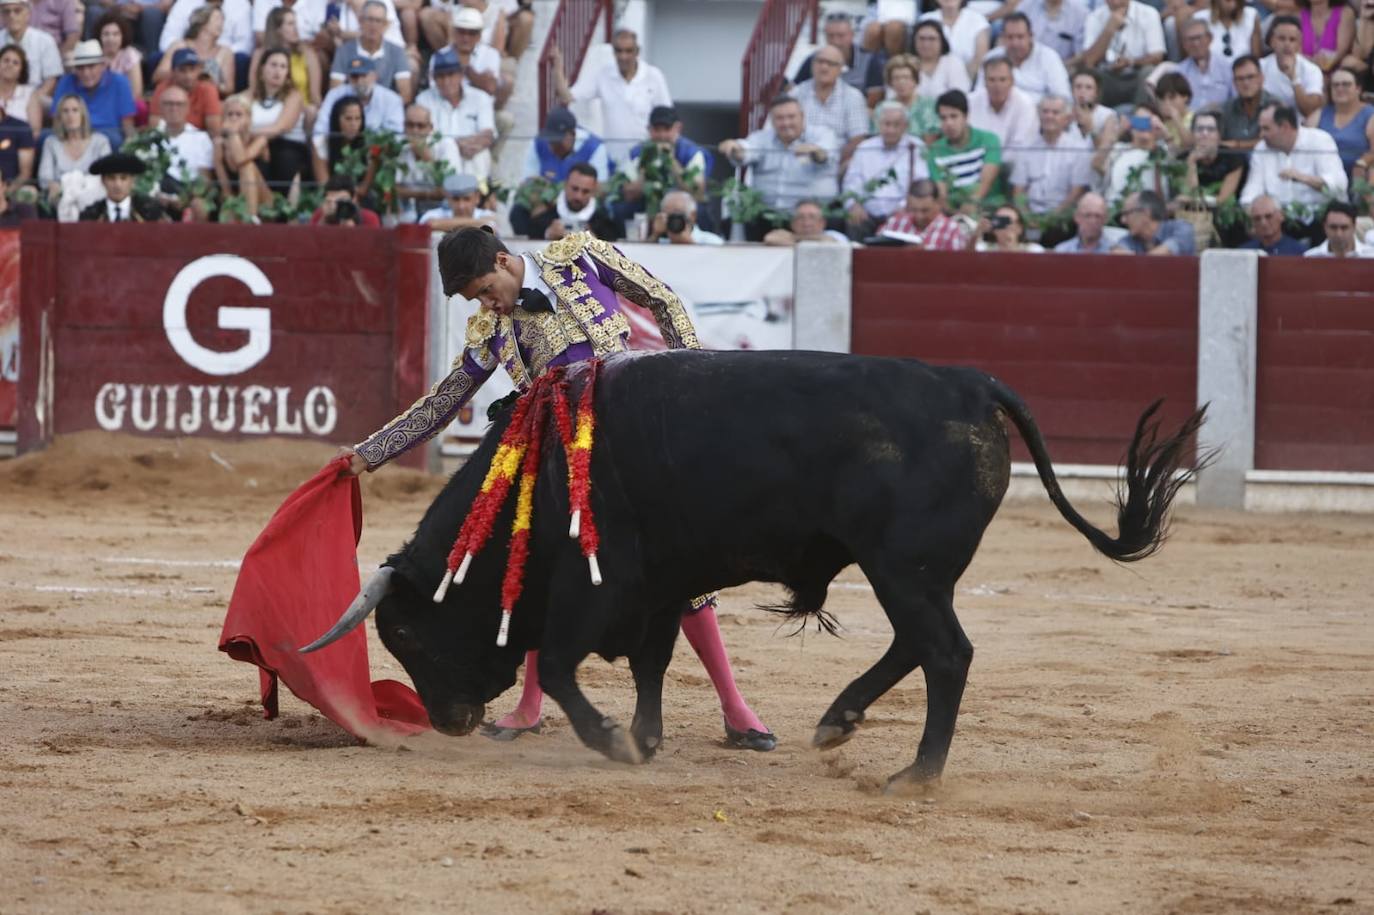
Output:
[724, 723, 777, 752]
[812, 724, 855, 750]
[813, 711, 863, 750]
[631, 730, 663, 760]
[604, 722, 645, 765]
[883, 764, 942, 797]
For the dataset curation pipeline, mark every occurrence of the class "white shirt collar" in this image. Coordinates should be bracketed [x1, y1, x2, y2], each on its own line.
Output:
[108, 198, 131, 220]
[519, 252, 555, 300]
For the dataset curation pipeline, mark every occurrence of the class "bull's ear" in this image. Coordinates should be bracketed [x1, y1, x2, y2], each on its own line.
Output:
[299, 567, 395, 653]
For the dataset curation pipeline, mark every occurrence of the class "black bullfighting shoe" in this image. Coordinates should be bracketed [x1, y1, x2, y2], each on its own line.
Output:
[480, 719, 544, 741]
[723, 720, 777, 752]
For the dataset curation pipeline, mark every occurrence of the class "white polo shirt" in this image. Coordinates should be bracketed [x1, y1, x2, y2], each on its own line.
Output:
[427, 41, 502, 85]
[967, 86, 1040, 161]
[918, 8, 991, 69]
[1302, 238, 1374, 258]
[1240, 126, 1348, 210]
[165, 125, 214, 179]
[569, 61, 673, 164]
[414, 84, 495, 179]
[1259, 53, 1323, 110]
[252, 0, 324, 40]
[161, 0, 254, 54]
[985, 42, 1071, 103]
[1082, 1, 1165, 65]
[0, 26, 62, 87]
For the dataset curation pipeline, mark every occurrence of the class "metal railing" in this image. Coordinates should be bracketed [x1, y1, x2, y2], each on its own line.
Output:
[538, 0, 613, 132]
[740, 0, 819, 137]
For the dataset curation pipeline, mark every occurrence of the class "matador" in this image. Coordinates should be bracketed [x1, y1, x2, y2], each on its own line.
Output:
[342, 227, 775, 751]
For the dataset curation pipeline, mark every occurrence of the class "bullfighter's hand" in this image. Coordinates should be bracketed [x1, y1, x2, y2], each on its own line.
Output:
[336, 446, 369, 476]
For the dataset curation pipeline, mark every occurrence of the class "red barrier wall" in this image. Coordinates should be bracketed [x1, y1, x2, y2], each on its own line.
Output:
[17, 223, 430, 466]
[1255, 258, 1374, 473]
[851, 250, 1199, 465]
[0, 229, 17, 430]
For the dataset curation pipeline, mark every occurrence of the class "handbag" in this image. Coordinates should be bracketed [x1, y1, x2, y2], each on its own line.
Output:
[1175, 198, 1218, 251]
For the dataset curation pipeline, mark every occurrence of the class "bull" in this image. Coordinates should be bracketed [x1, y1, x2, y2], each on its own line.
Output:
[304, 350, 1206, 790]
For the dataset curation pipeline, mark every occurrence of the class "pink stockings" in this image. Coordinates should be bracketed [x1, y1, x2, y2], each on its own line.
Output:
[492, 605, 769, 734]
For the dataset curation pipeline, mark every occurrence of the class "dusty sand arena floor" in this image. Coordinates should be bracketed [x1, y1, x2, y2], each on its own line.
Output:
[1, 433, 1371, 914]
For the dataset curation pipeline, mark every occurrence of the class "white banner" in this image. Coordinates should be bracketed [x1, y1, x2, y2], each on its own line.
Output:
[435, 241, 796, 447]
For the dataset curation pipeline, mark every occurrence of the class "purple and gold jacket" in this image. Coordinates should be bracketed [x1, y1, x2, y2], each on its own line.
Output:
[355, 233, 701, 468]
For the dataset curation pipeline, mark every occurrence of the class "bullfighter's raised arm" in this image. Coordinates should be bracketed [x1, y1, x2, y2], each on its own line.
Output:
[353, 314, 500, 469]
[583, 237, 702, 351]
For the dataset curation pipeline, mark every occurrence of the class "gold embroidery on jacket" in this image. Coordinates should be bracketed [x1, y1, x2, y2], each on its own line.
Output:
[539, 252, 632, 358]
[466, 310, 498, 347]
[517, 309, 590, 378]
[583, 238, 701, 350]
[354, 354, 478, 467]
[540, 232, 592, 266]
[498, 313, 531, 391]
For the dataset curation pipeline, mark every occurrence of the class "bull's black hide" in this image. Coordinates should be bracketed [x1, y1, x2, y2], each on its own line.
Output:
[319, 350, 1206, 790]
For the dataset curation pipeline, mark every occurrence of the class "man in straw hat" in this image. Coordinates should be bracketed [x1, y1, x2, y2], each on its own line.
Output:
[79, 151, 168, 221]
[338, 228, 777, 751]
[49, 37, 135, 147]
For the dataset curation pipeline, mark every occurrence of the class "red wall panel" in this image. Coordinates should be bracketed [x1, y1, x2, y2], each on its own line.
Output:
[1255, 258, 1374, 472]
[18, 223, 429, 465]
[852, 250, 1199, 466]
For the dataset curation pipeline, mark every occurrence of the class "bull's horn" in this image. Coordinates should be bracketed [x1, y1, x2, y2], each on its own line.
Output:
[298, 566, 395, 653]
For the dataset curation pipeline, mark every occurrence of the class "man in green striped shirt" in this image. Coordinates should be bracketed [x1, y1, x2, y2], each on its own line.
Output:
[927, 90, 1005, 212]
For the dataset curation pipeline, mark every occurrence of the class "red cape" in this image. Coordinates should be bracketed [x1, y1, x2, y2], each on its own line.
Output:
[218, 457, 430, 739]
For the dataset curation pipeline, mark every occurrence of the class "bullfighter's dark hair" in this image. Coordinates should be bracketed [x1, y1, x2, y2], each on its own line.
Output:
[935, 90, 968, 114]
[1321, 199, 1358, 223]
[438, 226, 509, 297]
[567, 161, 598, 180]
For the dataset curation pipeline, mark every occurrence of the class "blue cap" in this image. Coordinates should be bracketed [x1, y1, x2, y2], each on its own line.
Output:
[431, 48, 462, 76]
[540, 107, 576, 141]
[443, 173, 479, 196]
[171, 48, 202, 69]
[345, 56, 376, 76]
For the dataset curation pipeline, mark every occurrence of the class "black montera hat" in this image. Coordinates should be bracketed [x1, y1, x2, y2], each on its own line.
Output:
[89, 153, 147, 177]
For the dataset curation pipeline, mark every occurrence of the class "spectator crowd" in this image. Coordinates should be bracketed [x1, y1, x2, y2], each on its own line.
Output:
[0, 0, 535, 223]
[0, 0, 1371, 257]
[704, 1, 1372, 256]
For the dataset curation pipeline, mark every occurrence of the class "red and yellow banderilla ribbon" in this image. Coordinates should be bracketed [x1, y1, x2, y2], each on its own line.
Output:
[433, 360, 604, 646]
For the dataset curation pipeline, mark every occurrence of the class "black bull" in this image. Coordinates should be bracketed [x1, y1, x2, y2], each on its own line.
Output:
[305, 350, 1206, 789]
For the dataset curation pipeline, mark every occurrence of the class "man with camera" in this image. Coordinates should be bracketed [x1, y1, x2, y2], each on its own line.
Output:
[309, 174, 381, 227]
[613, 105, 710, 225]
[651, 189, 723, 245]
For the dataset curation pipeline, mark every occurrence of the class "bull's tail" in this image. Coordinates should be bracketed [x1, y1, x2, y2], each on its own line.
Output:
[990, 382, 1209, 563]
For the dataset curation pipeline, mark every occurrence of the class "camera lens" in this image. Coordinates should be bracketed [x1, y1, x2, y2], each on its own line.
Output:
[666, 213, 688, 234]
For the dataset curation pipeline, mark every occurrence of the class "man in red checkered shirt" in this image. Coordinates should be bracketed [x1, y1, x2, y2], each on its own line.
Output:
[876, 179, 970, 251]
